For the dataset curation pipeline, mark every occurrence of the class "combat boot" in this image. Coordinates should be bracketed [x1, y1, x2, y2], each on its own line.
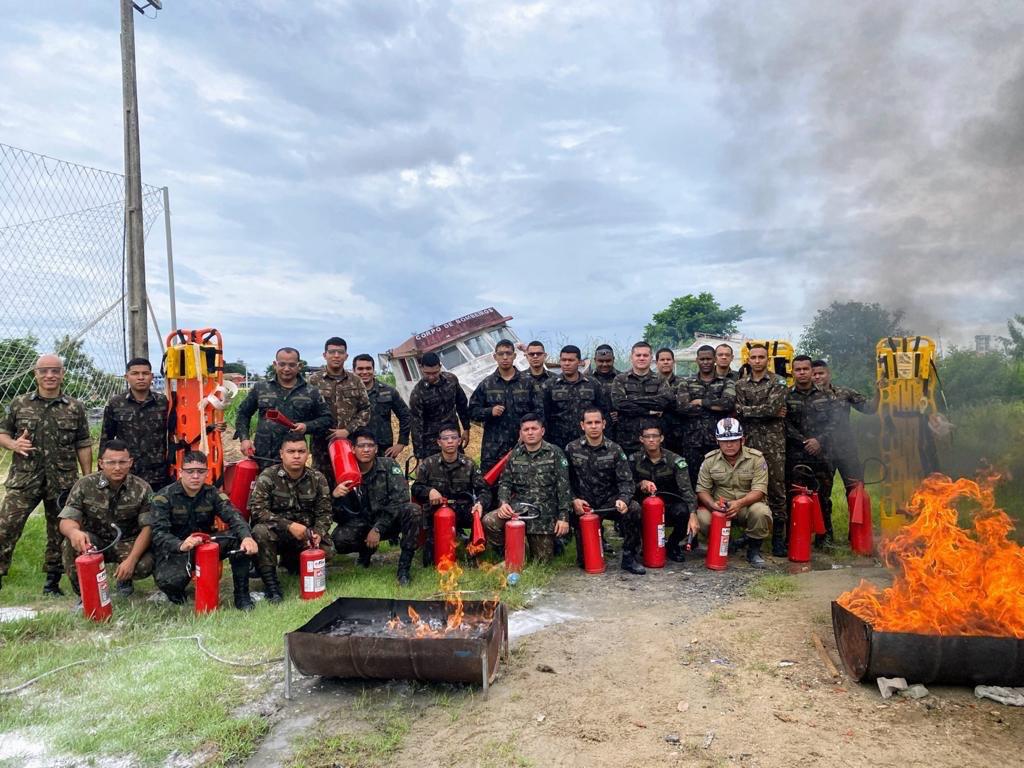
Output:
[116, 580, 134, 597]
[396, 550, 414, 586]
[771, 525, 787, 558]
[746, 539, 767, 570]
[258, 566, 284, 604]
[43, 572, 64, 597]
[357, 549, 373, 568]
[232, 562, 254, 611]
[620, 551, 646, 575]
[165, 590, 187, 605]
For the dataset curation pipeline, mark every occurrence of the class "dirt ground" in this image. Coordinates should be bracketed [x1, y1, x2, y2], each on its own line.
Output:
[259, 561, 1024, 768]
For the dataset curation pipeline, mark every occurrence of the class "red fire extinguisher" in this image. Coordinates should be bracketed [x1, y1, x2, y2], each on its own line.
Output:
[75, 524, 122, 622]
[705, 501, 731, 571]
[788, 486, 814, 563]
[483, 447, 515, 486]
[504, 516, 526, 576]
[579, 505, 606, 574]
[329, 438, 362, 487]
[433, 501, 457, 572]
[227, 458, 260, 521]
[641, 495, 666, 569]
[265, 409, 297, 429]
[848, 459, 883, 557]
[300, 530, 327, 600]
[191, 533, 222, 614]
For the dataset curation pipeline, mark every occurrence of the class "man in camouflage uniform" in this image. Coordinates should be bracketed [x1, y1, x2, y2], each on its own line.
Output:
[654, 347, 685, 454]
[611, 341, 674, 457]
[469, 338, 543, 474]
[58, 439, 154, 598]
[331, 427, 422, 585]
[591, 344, 621, 443]
[715, 344, 739, 381]
[566, 408, 645, 574]
[678, 345, 737, 489]
[249, 433, 334, 603]
[632, 423, 697, 562]
[786, 356, 837, 547]
[735, 343, 789, 556]
[235, 347, 334, 470]
[150, 450, 258, 609]
[542, 344, 611, 449]
[524, 340, 553, 384]
[0, 354, 92, 595]
[100, 357, 170, 491]
[411, 426, 486, 564]
[408, 352, 471, 461]
[812, 361, 879, 491]
[352, 354, 410, 459]
[307, 338, 370, 483]
[483, 414, 571, 563]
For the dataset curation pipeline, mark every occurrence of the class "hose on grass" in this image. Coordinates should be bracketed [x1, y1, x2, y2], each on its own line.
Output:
[0, 634, 283, 696]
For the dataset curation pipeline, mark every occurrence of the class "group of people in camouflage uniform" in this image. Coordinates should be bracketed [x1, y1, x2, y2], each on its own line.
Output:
[0, 334, 874, 607]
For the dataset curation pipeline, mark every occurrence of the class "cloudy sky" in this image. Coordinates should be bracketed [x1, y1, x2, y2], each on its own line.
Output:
[2, 0, 1022, 371]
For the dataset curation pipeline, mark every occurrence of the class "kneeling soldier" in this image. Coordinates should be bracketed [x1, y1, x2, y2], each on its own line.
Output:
[331, 428, 422, 585]
[150, 451, 258, 609]
[58, 439, 155, 599]
[249, 433, 335, 603]
[632, 423, 697, 562]
[693, 418, 771, 569]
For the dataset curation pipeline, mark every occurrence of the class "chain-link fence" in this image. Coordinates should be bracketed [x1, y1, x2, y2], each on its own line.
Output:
[0, 143, 167, 472]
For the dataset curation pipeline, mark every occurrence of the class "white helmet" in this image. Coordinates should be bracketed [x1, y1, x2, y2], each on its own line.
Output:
[715, 418, 743, 441]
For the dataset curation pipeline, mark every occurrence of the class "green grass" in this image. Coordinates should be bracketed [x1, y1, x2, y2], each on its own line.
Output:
[478, 736, 535, 768]
[0, 511, 568, 767]
[747, 573, 798, 600]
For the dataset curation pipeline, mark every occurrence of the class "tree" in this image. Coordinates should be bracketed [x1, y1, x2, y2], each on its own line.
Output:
[936, 348, 1024, 407]
[643, 293, 745, 348]
[1001, 314, 1024, 373]
[223, 359, 247, 375]
[0, 335, 40, 406]
[800, 301, 907, 393]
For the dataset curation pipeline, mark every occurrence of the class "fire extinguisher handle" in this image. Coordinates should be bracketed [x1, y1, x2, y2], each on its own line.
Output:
[89, 523, 123, 555]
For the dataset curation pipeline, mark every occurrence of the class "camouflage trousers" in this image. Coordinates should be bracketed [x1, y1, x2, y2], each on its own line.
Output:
[331, 504, 423, 557]
[786, 454, 834, 541]
[251, 523, 336, 571]
[153, 536, 250, 597]
[743, 424, 787, 528]
[0, 483, 66, 576]
[62, 533, 154, 590]
[480, 512, 556, 563]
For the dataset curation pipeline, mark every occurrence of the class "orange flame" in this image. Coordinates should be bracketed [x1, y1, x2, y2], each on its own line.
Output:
[386, 614, 404, 630]
[838, 474, 1024, 637]
[441, 561, 465, 631]
[407, 605, 421, 624]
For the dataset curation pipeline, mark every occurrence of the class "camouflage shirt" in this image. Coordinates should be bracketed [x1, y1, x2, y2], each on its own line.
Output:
[248, 465, 333, 539]
[411, 452, 486, 513]
[58, 471, 153, 540]
[784, 385, 836, 456]
[1, 391, 91, 493]
[542, 373, 611, 448]
[658, 372, 685, 447]
[610, 370, 675, 453]
[565, 437, 634, 507]
[149, 481, 251, 554]
[631, 449, 696, 511]
[497, 441, 572, 534]
[469, 368, 543, 468]
[307, 369, 370, 434]
[366, 380, 411, 448]
[408, 372, 470, 458]
[735, 373, 787, 422]
[678, 374, 737, 449]
[333, 456, 410, 532]
[529, 369, 553, 384]
[819, 383, 875, 454]
[234, 375, 334, 463]
[100, 390, 170, 487]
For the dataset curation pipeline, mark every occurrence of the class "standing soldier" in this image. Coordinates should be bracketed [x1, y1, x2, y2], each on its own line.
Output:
[611, 341, 674, 456]
[331, 428, 422, 585]
[542, 345, 611, 449]
[591, 344, 620, 442]
[235, 347, 334, 470]
[248, 433, 335, 603]
[308, 338, 371, 484]
[566, 408, 646, 574]
[654, 347, 685, 454]
[678, 345, 736, 489]
[100, 357, 170, 491]
[58, 439, 154, 598]
[482, 414, 571, 563]
[0, 354, 92, 595]
[786, 356, 837, 547]
[632, 423, 696, 561]
[352, 354, 410, 459]
[735, 343, 789, 556]
[408, 352, 471, 462]
[469, 339, 543, 474]
[811, 360, 879, 491]
[149, 450, 258, 609]
[715, 344, 738, 381]
[524, 340, 553, 384]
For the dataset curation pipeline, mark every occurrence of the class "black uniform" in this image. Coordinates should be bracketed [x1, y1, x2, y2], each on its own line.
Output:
[234, 376, 334, 469]
[469, 368, 543, 473]
[785, 385, 836, 541]
[100, 390, 171, 490]
[542, 373, 611, 449]
[565, 437, 641, 561]
[409, 372, 470, 460]
[366, 380, 412, 450]
[631, 448, 697, 553]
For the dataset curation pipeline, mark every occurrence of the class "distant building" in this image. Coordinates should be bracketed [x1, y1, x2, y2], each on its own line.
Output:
[975, 335, 992, 353]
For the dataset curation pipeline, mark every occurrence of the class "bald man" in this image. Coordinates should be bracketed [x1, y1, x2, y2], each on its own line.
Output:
[0, 355, 92, 595]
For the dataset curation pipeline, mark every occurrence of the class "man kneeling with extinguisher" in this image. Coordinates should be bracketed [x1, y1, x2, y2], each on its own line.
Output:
[249, 433, 335, 602]
[692, 418, 771, 569]
[58, 439, 155, 601]
[150, 451, 258, 609]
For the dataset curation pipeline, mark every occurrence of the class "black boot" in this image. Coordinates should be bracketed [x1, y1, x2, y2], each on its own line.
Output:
[422, 537, 434, 568]
[43, 572, 64, 597]
[259, 566, 283, 604]
[746, 539, 767, 570]
[620, 552, 646, 575]
[165, 589, 187, 605]
[397, 550, 414, 586]
[357, 548, 373, 568]
[233, 561, 255, 611]
[665, 532, 685, 562]
[728, 535, 750, 555]
[771, 524, 787, 558]
[116, 580, 134, 597]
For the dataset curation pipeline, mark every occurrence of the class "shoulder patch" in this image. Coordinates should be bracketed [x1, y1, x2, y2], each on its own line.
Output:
[618, 451, 627, 461]
[560, 457, 568, 468]
[675, 459, 687, 469]
[218, 492, 231, 503]
[391, 465, 403, 475]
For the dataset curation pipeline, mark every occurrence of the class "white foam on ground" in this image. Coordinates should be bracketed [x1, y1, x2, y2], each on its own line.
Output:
[508, 607, 583, 640]
[0, 606, 36, 623]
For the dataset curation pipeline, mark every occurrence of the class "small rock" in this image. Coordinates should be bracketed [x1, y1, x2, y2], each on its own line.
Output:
[536, 713, 545, 723]
[877, 677, 908, 700]
[677, 701, 690, 713]
[536, 664, 556, 674]
[778, 660, 797, 668]
[901, 684, 930, 700]
[702, 730, 716, 749]
[664, 733, 681, 744]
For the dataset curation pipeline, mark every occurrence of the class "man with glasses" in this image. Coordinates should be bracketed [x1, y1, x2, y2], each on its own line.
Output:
[611, 341, 674, 456]
[331, 428, 423, 585]
[632, 423, 697, 562]
[523, 340, 552, 383]
[308, 337, 371, 483]
[0, 354, 92, 595]
[469, 339, 543, 473]
[409, 352, 471, 461]
[150, 450, 258, 609]
[100, 357, 171, 491]
[235, 347, 334, 470]
[58, 439, 154, 599]
[352, 353, 411, 459]
[542, 344, 611, 449]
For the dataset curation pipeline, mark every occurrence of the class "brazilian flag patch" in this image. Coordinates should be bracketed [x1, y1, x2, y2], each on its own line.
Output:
[676, 459, 687, 469]
[391, 465, 402, 475]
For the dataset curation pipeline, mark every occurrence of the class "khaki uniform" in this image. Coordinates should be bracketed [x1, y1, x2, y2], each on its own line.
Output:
[0, 391, 91, 577]
[695, 446, 772, 540]
[308, 369, 371, 484]
[249, 465, 335, 571]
